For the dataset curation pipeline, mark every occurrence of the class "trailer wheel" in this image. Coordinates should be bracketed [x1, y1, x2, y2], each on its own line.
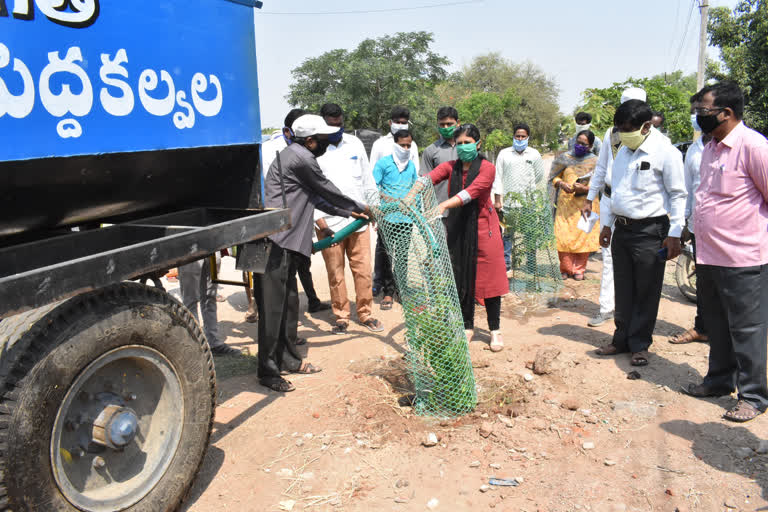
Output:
[0, 282, 216, 511]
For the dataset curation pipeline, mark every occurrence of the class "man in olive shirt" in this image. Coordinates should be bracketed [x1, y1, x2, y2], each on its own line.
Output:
[421, 106, 459, 206]
[254, 115, 369, 392]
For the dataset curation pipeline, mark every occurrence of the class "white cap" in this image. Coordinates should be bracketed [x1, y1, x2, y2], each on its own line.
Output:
[621, 87, 647, 104]
[291, 114, 340, 138]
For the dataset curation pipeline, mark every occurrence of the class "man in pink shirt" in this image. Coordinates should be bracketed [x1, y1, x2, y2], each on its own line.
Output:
[685, 81, 768, 422]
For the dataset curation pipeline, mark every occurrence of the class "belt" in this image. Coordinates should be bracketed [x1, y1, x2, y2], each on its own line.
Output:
[614, 215, 667, 226]
[603, 185, 611, 198]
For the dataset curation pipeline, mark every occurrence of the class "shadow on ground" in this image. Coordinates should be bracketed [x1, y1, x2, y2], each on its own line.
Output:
[661, 419, 768, 506]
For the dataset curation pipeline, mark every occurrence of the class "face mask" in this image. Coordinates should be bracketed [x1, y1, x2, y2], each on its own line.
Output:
[456, 142, 478, 162]
[690, 114, 701, 132]
[390, 122, 409, 135]
[392, 143, 410, 162]
[573, 144, 590, 157]
[328, 127, 344, 144]
[575, 123, 591, 134]
[513, 138, 528, 152]
[438, 125, 456, 139]
[619, 126, 649, 151]
[310, 139, 330, 158]
[282, 127, 294, 145]
[696, 112, 724, 134]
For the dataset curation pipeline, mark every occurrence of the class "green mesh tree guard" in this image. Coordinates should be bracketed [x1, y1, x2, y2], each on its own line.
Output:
[500, 157, 561, 301]
[368, 177, 476, 417]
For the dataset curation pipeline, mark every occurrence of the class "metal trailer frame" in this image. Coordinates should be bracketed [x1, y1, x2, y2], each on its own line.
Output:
[0, 207, 290, 320]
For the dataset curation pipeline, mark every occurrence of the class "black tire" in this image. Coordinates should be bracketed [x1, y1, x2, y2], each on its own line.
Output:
[0, 283, 216, 511]
[675, 251, 698, 304]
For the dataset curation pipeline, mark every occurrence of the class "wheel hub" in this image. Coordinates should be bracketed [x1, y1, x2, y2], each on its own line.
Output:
[92, 404, 139, 449]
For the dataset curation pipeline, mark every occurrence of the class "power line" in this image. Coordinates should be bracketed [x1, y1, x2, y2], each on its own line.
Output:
[671, 0, 697, 72]
[258, 0, 477, 15]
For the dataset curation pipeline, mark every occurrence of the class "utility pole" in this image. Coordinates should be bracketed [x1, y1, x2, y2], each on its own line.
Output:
[697, 0, 710, 91]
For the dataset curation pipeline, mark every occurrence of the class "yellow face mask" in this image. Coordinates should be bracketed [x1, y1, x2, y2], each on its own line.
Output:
[619, 125, 649, 151]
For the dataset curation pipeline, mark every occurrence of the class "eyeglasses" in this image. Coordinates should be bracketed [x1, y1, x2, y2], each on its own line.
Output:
[694, 107, 725, 116]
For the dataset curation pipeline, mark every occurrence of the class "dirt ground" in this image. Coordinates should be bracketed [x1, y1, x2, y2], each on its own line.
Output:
[171, 248, 768, 512]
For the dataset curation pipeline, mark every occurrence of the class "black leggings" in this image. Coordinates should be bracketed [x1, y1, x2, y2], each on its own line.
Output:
[464, 295, 501, 331]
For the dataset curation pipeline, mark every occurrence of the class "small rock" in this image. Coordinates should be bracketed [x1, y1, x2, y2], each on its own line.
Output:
[469, 460, 482, 468]
[757, 440, 768, 454]
[278, 500, 296, 511]
[724, 497, 739, 509]
[604, 459, 617, 466]
[426, 498, 439, 510]
[665, 489, 675, 496]
[312, 412, 320, 419]
[394, 497, 408, 504]
[582, 442, 595, 450]
[532, 347, 561, 375]
[523, 373, 534, 382]
[303, 433, 313, 439]
[423, 433, 439, 447]
[295, 439, 304, 447]
[479, 422, 494, 438]
[480, 412, 489, 418]
[580, 409, 591, 416]
[734, 446, 753, 458]
[479, 484, 491, 493]
[395, 478, 409, 488]
[497, 415, 514, 428]
[515, 476, 524, 484]
[562, 398, 580, 411]
[364, 410, 375, 419]
[489, 463, 501, 469]
[627, 371, 641, 380]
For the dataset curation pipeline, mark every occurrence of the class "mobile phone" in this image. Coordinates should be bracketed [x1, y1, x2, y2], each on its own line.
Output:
[656, 247, 668, 262]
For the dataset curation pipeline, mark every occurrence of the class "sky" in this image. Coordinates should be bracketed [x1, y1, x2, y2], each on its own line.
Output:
[253, 0, 740, 129]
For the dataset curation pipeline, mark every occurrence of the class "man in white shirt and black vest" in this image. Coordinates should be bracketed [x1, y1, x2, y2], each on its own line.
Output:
[590, 100, 687, 367]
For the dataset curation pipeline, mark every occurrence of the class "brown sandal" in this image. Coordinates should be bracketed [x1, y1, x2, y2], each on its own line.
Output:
[596, 344, 622, 356]
[669, 328, 708, 344]
[631, 351, 649, 366]
[724, 400, 762, 422]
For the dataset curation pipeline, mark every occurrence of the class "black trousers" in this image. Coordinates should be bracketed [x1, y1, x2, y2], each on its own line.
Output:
[297, 256, 320, 305]
[698, 263, 768, 411]
[253, 244, 303, 379]
[611, 218, 668, 353]
[379, 223, 411, 298]
[373, 235, 387, 289]
[463, 295, 502, 331]
[691, 234, 706, 334]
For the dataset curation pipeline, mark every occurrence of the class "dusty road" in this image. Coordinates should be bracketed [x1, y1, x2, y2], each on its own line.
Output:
[169, 234, 768, 512]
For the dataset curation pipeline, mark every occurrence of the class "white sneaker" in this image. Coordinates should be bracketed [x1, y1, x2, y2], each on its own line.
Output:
[588, 311, 614, 327]
[490, 330, 504, 352]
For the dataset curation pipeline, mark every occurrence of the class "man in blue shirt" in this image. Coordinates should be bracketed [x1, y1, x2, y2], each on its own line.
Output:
[372, 130, 418, 309]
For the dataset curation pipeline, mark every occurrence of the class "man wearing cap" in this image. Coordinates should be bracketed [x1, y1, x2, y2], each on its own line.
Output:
[254, 114, 370, 393]
[586, 99, 686, 367]
[582, 87, 647, 328]
[262, 108, 331, 317]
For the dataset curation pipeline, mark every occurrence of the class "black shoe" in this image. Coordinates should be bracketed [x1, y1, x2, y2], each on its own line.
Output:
[294, 337, 307, 346]
[684, 383, 734, 398]
[308, 301, 331, 313]
[210, 344, 242, 356]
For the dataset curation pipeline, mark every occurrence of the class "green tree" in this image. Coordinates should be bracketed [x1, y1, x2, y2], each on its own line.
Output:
[577, 71, 697, 143]
[286, 31, 449, 148]
[708, 0, 768, 135]
[439, 54, 561, 153]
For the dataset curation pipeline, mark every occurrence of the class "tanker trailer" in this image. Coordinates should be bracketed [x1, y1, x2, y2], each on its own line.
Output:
[0, 1, 289, 510]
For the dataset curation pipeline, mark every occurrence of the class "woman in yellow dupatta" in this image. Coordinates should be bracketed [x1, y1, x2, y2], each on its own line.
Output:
[549, 130, 600, 280]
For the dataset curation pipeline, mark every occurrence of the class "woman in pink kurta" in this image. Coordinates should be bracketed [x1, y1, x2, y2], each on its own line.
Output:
[428, 123, 508, 352]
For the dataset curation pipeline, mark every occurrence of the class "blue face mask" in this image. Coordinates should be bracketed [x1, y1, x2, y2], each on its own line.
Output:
[513, 138, 529, 152]
[691, 114, 701, 132]
[328, 126, 344, 144]
[282, 127, 294, 145]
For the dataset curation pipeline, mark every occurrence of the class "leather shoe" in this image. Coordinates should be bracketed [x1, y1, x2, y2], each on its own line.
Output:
[684, 383, 734, 398]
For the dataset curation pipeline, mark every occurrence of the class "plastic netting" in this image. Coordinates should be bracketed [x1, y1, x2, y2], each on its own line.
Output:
[500, 157, 561, 301]
[367, 177, 476, 417]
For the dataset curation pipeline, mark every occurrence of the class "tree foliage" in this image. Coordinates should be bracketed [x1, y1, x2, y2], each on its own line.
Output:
[447, 54, 561, 153]
[287, 31, 448, 148]
[576, 71, 697, 143]
[707, 0, 768, 135]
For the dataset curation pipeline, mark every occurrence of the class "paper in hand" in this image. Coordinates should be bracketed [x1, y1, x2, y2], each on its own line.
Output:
[577, 211, 600, 233]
